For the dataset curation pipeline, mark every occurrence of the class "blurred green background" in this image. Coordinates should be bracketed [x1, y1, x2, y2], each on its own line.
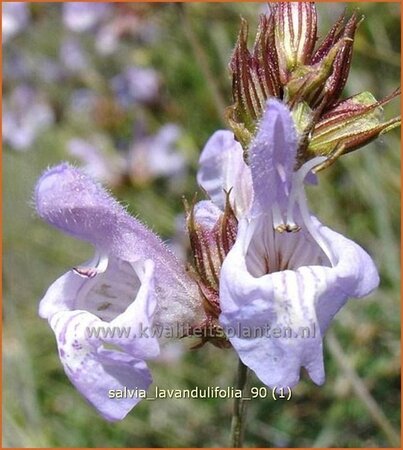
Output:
[3, 2, 400, 448]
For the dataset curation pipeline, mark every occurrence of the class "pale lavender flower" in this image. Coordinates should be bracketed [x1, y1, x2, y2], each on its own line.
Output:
[94, 10, 159, 55]
[60, 37, 89, 74]
[35, 164, 204, 420]
[198, 99, 379, 388]
[2, 2, 29, 43]
[111, 66, 160, 107]
[3, 85, 54, 151]
[68, 124, 186, 187]
[67, 88, 99, 118]
[67, 136, 125, 186]
[128, 124, 186, 184]
[63, 2, 111, 33]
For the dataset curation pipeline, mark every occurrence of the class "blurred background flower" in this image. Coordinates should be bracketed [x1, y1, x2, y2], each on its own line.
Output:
[2, 2, 30, 42]
[3, 85, 54, 151]
[62, 2, 111, 33]
[3, 2, 400, 447]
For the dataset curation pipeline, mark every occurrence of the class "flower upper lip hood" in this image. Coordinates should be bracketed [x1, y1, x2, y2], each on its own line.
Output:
[198, 99, 379, 388]
[35, 163, 205, 420]
[35, 163, 204, 327]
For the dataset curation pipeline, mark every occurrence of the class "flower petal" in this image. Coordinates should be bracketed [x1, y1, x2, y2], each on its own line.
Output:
[193, 200, 223, 231]
[39, 250, 109, 320]
[47, 260, 158, 421]
[108, 259, 160, 359]
[50, 310, 152, 421]
[219, 216, 379, 388]
[197, 130, 252, 217]
[314, 218, 380, 333]
[250, 99, 297, 217]
[35, 163, 205, 328]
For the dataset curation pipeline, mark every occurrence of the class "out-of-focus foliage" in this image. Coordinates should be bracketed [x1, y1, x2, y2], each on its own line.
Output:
[3, 2, 400, 448]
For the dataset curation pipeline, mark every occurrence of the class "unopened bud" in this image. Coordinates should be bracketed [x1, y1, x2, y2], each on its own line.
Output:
[273, 2, 317, 83]
[308, 90, 401, 167]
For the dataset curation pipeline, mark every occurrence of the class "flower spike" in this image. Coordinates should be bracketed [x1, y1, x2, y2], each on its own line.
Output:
[226, 2, 399, 167]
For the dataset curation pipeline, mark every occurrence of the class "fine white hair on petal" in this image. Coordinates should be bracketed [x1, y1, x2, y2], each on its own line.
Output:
[36, 163, 206, 333]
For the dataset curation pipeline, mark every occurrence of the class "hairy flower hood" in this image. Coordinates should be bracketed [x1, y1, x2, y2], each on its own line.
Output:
[35, 163, 204, 420]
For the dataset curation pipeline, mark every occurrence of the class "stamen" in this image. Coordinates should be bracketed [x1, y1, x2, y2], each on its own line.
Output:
[287, 156, 337, 266]
[73, 251, 109, 278]
[272, 202, 285, 231]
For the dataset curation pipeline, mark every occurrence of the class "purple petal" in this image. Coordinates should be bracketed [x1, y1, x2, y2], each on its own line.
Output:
[193, 200, 223, 231]
[197, 130, 252, 217]
[250, 99, 297, 217]
[107, 259, 160, 359]
[2, 2, 29, 42]
[63, 2, 110, 32]
[39, 270, 89, 320]
[219, 215, 379, 388]
[111, 66, 160, 107]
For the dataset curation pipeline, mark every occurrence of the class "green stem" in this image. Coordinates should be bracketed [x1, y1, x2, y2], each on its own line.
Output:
[230, 358, 249, 448]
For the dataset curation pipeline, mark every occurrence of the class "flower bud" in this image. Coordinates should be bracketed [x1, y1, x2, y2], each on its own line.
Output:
[228, 15, 280, 147]
[272, 2, 317, 83]
[226, 2, 400, 167]
[184, 196, 237, 348]
[308, 90, 401, 166]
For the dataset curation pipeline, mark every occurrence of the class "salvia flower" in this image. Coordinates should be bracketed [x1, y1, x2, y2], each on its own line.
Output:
[35, 164, 205, 420]
[198, 99, 379, 388]
[68, 124, 187, 188]
[3, 85, 54, 151]
[111, 66, 160, 108]
[63, 2, 111, 33]
[2, 2, 29, 43]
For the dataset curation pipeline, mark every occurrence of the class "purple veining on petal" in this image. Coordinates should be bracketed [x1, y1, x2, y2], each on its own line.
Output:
[218, 99, 379, 390]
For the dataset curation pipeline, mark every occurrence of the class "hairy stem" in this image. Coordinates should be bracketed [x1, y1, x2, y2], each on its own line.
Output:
[230, 358, 249, 447]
